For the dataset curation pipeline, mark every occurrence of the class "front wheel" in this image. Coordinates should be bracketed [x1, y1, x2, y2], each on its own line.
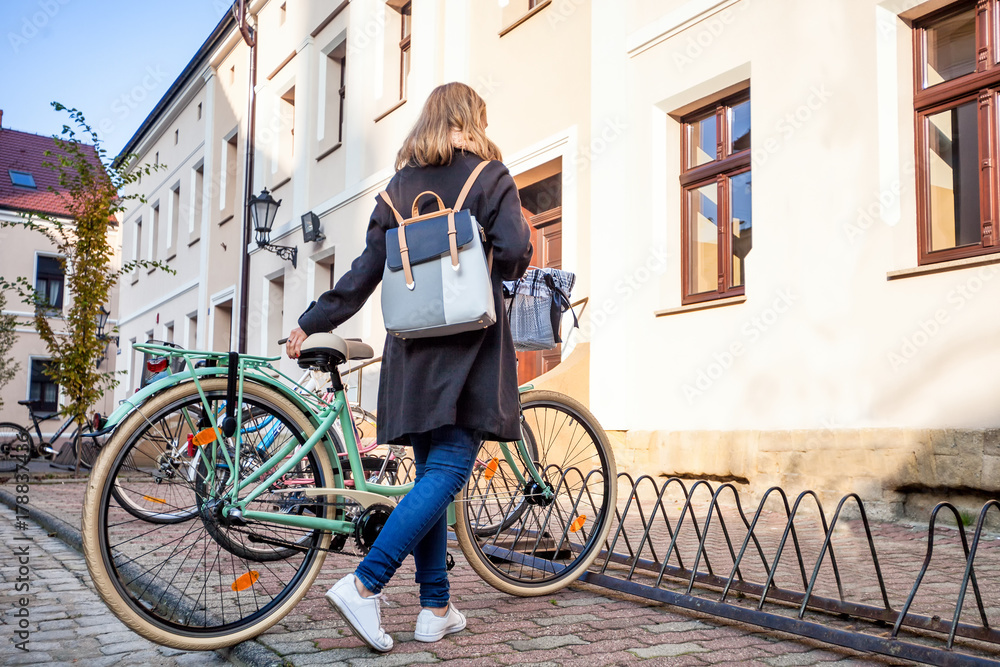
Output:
[81, 379, 337, 650]
[455, 390, 617, 596]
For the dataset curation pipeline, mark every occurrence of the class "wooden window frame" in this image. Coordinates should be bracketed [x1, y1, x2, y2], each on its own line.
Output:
[679, 90, 751, 305]
[913, 0, 1000, 265]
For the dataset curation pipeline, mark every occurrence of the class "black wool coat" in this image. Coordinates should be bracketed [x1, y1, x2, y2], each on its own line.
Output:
[298, 151, 533, 445]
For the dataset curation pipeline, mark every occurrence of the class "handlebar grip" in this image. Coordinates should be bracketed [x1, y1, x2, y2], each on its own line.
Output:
[278, 338, 289, 345]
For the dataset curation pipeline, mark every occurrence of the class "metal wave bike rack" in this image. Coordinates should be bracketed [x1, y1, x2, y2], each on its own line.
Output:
[571, 474, 1000, 666]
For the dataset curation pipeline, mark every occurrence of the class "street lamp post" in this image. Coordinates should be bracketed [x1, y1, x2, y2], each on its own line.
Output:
[235, 0, 257, 354]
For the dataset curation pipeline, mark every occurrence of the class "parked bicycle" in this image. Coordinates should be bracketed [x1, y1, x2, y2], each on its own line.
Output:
[0, 399, 101, 470]
[81, 333, 616, 650]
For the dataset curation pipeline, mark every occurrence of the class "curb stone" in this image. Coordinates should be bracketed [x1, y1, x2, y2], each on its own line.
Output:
[0, 486, 287, 667]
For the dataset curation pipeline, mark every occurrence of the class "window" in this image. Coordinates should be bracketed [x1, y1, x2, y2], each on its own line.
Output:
[132, 218, 142, 282]
[149, 202, 160, 265]
[174, 129, 179, 145]
[399, 2, 411, 100]
[29, 359, 58, 414]
[272, 87, 295, 186]
[680, 92, 751, 305]
[167, 185, 180, 259]
[190, 163, 204, 242]
[914, 1, 1000, 264]
[197, 102, 202, 120]
[319, 42, 347, 153]
[221, 131, 238, 221]
[9, 169, 35, 188]
[35, 255, 64, 313]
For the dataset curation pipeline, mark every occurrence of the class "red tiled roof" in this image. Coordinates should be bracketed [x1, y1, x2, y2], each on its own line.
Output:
[0, 127, 102, 219]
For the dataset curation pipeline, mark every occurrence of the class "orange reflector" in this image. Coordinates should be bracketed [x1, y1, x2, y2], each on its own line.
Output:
[231, 571, 259, 592]
[484, 458, 499, 480]
[569, 515, 587, 532]
[142, 496, 166, 505]
[192, 427, 220, 447]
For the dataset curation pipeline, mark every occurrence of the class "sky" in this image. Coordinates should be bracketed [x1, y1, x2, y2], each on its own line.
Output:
[2, 0, 229, 159]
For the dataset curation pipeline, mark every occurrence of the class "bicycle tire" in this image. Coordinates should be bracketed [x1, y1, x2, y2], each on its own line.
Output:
[455, 389, 617, 596]
[82, 378, 337, 650]
[195, 404, 346, 562]
[0, 423, 32, 473]
[470, 418, 539, 537]
[108, 403, 206, 524]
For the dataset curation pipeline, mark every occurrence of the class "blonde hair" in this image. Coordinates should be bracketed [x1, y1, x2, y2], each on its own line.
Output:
[395, 82, 503, 170]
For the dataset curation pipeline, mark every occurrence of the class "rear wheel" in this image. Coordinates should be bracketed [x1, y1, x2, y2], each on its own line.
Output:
[82, 379, 337, 650]
[109, 403, 204, 523]
[455, 390, 617, 596]
[0, 423, 32, 473]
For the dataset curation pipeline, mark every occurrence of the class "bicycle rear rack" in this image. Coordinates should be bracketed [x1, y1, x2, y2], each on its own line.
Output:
[579, 474, 1000, 665]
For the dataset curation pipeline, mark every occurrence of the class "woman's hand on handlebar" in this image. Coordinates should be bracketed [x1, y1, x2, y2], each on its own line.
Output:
[285, 327, 307, 359]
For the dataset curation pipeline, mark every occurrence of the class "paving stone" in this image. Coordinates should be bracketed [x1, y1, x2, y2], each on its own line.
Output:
[764, 652, 832, 666]
[507, 634, 589, 651]
[100, 639, 156, 655]
[2, 652, 54, 665]
[535, 613, 599, 627]
[642, 620, 711, 633]
[346, 651, 439, 665]
[629, 641, 711, 658]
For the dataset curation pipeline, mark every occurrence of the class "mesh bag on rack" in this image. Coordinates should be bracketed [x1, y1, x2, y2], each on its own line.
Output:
[504, 268, 577, 351]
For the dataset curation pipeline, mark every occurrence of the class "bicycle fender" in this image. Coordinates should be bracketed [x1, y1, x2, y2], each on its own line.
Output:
[92, 369, 347, 461]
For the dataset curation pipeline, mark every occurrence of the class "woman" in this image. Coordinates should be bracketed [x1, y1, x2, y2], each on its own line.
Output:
[285, 82, 532, 653]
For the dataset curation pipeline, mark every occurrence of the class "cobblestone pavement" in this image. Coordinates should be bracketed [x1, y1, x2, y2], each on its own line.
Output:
[0, 477, 945, 666]
[0, 503, 229, 666]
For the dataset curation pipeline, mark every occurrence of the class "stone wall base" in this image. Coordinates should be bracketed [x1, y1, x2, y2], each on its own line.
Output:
[611, 428, 1000, 525]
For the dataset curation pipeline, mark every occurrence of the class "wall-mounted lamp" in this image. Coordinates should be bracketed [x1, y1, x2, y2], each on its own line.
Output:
[301, 211, 326, 243]
[250, 187, 297, 268]
[96, 305, 118, 369]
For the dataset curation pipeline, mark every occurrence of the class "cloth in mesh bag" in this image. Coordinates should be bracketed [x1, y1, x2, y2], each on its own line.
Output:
[504, 268, 577, 351]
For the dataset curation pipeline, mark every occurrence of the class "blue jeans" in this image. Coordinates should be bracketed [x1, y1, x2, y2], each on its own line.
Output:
[354, 425, 479, 608]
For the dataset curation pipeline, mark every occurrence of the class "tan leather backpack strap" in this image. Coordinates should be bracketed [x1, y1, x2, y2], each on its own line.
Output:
[446, 211, 459, 269]
[378, 191, 404, 226]
[397, 225, 415, 289]
[454, 161, 490, 210]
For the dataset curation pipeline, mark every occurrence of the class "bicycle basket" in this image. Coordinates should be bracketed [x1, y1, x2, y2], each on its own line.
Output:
[139, 341, 187, 389]
[503, 268, 577, 351]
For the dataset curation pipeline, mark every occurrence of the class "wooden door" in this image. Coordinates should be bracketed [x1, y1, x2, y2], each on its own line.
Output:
[516, 206, 562, 385]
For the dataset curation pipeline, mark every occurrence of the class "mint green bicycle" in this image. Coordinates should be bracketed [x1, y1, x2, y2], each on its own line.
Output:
[81, 333, 616, 650]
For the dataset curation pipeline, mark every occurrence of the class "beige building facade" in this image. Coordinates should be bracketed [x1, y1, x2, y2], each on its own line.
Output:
[117, 0, 1000, 519]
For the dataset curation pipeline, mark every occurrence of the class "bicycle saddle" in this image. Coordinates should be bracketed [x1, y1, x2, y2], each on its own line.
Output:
[17, 399, 40, 407]
[297, 333, 374, 371]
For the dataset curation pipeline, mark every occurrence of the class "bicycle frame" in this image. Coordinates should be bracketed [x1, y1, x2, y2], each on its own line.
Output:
[128, 343, 549, 539]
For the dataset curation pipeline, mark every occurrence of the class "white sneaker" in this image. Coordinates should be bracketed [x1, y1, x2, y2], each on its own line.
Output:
[413, 604, 467, 642]
[325, 574, 393, 653]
